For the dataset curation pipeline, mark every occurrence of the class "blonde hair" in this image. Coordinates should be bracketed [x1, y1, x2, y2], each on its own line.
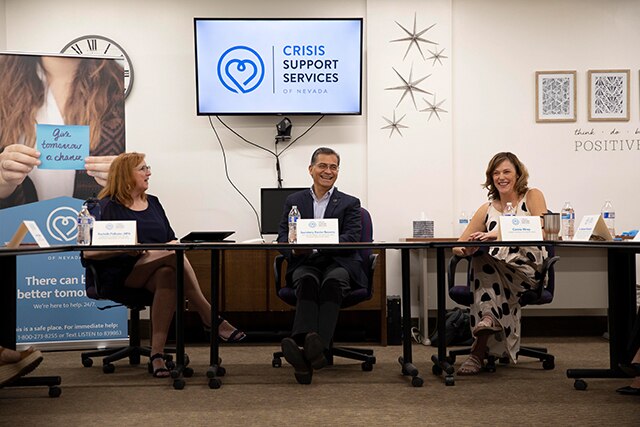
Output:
[98, 152, 146, 207]
[0, 55, 124, 151]
[482, 152, 529, 201]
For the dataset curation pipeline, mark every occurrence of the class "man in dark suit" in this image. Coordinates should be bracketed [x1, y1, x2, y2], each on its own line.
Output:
[277, 147, 366, 384]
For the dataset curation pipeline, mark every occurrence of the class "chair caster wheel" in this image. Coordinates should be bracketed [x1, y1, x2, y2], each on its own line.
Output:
[543, 358, 555, 370]
[361, 361, 373, 371]
[432, 364, 443, 376]
[183, 367, 194, 378]
[217, 366, 226, 377]
[173, 378, 185, 390]
[82, 358, 93, 368]
[411, 376, 424, 387]
[272, 357, 282, 368]
[102, 363, 115, 374]
[446, 355, 456, 364]
[209, 378, 222, 389]
[574, 379, 587, 390]
[49, 386, 62, 398]
[445, 376, 455, 387]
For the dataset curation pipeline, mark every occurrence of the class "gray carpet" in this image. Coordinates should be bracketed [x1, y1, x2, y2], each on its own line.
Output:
[1, 336, 638, 426]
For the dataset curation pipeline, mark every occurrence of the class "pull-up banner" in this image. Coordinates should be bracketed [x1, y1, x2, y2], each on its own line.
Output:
[0, 198, 128, 350]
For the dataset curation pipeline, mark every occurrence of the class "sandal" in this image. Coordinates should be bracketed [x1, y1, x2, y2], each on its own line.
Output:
[149, 353, 170, 378]
[217, 317, 246, 343]
[457, 354, 483, 375]
[0, 347, 44, 387]
[473, 315, 502, 337]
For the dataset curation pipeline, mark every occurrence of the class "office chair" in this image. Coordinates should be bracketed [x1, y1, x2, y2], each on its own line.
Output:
[446, 247, 559, 372]
[80, 263, 178, 374]
[271, 207, 378, 371]
[78, 198, 180, 374]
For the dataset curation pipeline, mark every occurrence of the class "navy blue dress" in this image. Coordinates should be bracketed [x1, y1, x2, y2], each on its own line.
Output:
[84, 195, 176, 289]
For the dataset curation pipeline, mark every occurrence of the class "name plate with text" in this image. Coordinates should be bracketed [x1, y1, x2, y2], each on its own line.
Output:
[297, 218, 339, 244]
[92, 221, 137, 246]
[498, 216, 543, 241]
[573, 214, 612, 241]
[7, 220, 50, 248]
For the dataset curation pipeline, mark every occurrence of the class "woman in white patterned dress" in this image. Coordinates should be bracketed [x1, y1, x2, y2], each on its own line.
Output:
[453, 152, 548, 375]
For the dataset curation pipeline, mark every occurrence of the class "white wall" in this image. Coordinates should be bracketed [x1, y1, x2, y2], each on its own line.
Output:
[452, 0, 640, 231]
[4, 0, 368, 240]
[4, 0, 639, 311]
[0, 1, 6, 50]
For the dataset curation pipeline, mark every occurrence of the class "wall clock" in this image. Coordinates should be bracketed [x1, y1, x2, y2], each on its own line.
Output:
[60, 35, 134, 99]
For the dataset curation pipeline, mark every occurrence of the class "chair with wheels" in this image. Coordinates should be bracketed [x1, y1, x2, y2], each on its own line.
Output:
[79, 263, 179, 374]
[446, 247, 559, 372]
[271, 207, 378, 372]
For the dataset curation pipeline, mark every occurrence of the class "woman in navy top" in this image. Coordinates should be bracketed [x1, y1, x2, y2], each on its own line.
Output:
[83, 152, 244, 378]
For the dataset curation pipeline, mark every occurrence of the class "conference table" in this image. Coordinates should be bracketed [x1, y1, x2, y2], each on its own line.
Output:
[3, 239, 636, 390]
[425, 239, 639, 388]
[1, 241, 430, 390]
[185, 240, 429, 389]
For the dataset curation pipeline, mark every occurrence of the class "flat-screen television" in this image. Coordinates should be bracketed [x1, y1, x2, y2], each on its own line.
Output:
[194, 18, 363, 115]
[260, 187, 307, 234]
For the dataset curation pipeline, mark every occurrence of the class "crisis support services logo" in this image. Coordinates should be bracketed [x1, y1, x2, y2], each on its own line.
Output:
[217, 46, 265, 94]
[47, 206, 79, 242]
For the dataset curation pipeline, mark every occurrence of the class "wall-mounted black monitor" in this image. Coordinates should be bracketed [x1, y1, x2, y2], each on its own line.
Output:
[194, 18, 363, 115]
[260, 187, 307, 234]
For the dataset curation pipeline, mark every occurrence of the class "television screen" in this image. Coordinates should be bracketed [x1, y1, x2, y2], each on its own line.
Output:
[260, 187, 308, 234]
[194, 18, 363, 115]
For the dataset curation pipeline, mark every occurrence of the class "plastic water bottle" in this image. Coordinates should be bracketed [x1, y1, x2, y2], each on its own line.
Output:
[503, 202, 515, 216]
[76, 204, 94, 245]
[458, 211, 469, 236]
[288, 205, 300, 243]
[560, 201, 575, 241]
[601, 200, 615, 237]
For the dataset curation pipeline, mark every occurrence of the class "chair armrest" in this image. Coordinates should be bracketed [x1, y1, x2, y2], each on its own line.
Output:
[274, 255, 286, 293]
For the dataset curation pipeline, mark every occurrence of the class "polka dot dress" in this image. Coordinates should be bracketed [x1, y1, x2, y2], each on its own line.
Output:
[469, 191, 547, 362]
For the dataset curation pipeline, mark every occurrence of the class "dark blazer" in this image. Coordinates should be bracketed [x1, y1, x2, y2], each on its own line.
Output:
[277, 187, 366, 289]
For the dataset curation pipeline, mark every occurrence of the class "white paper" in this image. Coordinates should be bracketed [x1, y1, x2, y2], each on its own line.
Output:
[297, 218, 339, 244]
[24, 220, 50, 247]
[91, 220, 137, 246]
[573, 215, 612, 241]
[6, 220, 50, 248]
[498, 216, 543, 241]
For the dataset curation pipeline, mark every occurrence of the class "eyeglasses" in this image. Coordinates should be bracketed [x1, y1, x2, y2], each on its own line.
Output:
[315, 163, 339, 172]
[137, 165, 151, 173]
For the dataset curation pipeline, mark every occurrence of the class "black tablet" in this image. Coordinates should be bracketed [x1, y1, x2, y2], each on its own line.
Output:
[180, 231, 235, 243]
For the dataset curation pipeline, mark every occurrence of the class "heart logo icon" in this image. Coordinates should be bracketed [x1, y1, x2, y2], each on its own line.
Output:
[47, 206, 80, 242]
[52, 215, 77, 242]
[217, 46, 265, 94]
[225, 59, 258, 93]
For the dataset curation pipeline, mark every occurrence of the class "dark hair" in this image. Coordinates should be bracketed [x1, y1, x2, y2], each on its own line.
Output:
[482, 152, 529, 200]
[310, 147, 340, 166]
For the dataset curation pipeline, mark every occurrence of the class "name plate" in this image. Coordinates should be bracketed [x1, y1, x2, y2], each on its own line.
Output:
[7, 220, 50, 248]
[498, 216, 543, 241]
[573, 214, 612, 241]
[297, 218, 339, 244]
[92, 221, 137, 246]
